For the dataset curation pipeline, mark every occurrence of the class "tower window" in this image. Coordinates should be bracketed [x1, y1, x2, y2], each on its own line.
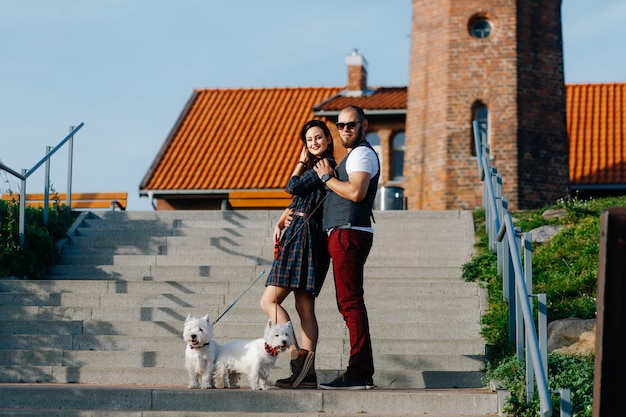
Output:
[469, 17, 493, 38]
[391, 132, 405, 180]
[472, 104, 489, 156]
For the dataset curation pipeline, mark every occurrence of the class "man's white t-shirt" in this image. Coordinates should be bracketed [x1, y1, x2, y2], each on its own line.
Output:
[343, 144, 379, 234]
[345, 145, 379, 178]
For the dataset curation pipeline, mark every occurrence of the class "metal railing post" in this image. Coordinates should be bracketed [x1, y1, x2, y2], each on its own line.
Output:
[538, 293, 548, 380]
[497, 196, 508, 277]
[515, 227, 524, 360]
[19, 171, 27, 246]
[67, 125, 74, 211]
[44, 146, 52, 225]
[524, 232, 535, 402]
[559, 388, 571, 417]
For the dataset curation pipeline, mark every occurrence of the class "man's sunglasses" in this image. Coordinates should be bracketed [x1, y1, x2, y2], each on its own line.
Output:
[335, 121, 361, 130]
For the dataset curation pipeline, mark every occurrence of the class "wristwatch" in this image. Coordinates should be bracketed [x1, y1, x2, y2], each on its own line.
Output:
[321, 173, 333, 183]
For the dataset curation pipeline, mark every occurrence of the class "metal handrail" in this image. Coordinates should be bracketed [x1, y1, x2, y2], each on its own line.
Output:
[498, 213, 552, 416]
[0, 123, 84, 246]
[472, 121, 554, 417]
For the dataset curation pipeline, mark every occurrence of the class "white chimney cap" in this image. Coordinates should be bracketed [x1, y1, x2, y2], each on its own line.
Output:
[346, 49, 368, 68]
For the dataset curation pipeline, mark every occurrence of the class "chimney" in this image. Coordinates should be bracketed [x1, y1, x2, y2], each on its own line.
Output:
[346, 49, 368, 95]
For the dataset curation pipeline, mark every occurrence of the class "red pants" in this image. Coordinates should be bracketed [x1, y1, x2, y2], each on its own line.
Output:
[328, 228, 374, 382]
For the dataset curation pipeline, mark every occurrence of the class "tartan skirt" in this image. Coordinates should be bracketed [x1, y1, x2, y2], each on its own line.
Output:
[265, 214, 329, 297]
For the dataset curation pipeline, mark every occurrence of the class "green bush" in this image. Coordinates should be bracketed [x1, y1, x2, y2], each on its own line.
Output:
[0, 197, 77, 279]
[486, 353, 594, 417]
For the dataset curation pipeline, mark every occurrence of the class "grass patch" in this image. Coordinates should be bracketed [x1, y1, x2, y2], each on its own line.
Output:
[463, 194, 626, 416]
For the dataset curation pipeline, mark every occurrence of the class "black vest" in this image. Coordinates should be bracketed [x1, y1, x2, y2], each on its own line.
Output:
[323, 141, 380, 231]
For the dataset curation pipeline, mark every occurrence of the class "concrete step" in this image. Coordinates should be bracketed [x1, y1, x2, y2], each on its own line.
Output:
[45, 264, 466, 280]
[0, 365, 485, 389]
[0, 290, 481, 313]
[53, 254, 267, 266]
[0, 348, 484, 373]
[50, 253, 471, 269]
[0, 319, 482, 340]
[74, 226, 272, 238]
[0, 335, 484, 356]
[46, 264, 266, 279]
[58, 239, 470, 257]
[46, 259, 467, 276]
[0, 384, 502, 416]
[0, 303, 483, 323]
[0, 278, 481, 297]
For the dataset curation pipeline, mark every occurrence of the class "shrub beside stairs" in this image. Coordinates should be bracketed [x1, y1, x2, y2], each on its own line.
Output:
[0, 210, 505, 416]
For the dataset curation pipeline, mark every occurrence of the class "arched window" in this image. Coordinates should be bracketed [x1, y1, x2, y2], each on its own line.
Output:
[366, 132, 382, 179]
[472, 104, 489, 156]
[391, 131, 405, 180]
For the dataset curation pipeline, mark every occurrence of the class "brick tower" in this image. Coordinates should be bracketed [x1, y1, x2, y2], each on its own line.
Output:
[405, 0, 569, 210]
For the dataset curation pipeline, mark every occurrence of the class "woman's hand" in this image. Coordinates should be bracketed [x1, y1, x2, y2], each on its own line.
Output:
[273, 224, 282, 242]
[299, 146, 308, 164]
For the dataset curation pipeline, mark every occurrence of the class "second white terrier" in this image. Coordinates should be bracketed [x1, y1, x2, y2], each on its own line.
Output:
[214, 320, 293, 390]
[183, 313, 219, 389]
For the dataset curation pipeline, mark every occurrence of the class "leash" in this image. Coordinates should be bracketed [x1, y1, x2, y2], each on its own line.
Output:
[213, 193, 329, 326]
[213, 268, 267, 325]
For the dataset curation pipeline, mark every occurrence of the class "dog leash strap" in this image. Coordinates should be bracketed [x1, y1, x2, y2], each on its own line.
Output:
[213, 268, 267, 325]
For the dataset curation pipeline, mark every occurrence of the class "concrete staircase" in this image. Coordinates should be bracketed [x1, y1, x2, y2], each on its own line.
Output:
[0, 210, 504, 416]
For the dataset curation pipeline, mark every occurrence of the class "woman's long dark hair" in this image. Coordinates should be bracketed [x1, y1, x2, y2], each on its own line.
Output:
[299, 120, 334, 169]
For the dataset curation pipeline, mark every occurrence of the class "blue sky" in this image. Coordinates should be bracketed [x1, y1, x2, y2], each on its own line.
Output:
[1, 0, 624, 210]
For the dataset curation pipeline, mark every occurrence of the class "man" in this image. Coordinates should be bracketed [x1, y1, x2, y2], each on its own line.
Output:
[313, 105, 379, 390]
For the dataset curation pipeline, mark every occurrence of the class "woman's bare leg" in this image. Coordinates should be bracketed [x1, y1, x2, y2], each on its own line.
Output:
[260, 285, 299, 359]
[294, 290, 318, 354]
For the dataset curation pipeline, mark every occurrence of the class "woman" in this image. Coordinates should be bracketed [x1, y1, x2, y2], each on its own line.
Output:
[260, 119, 335, 389]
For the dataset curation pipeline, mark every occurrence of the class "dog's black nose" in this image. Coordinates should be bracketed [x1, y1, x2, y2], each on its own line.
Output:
[191, 334, 197, 340]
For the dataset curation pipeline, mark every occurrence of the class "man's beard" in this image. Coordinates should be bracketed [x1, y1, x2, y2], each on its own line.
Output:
[341, 126, 364, 149]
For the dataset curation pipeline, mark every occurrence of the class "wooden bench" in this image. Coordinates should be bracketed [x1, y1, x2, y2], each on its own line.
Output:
[1, 192, 128, 211]
[228, 190, 292, 209]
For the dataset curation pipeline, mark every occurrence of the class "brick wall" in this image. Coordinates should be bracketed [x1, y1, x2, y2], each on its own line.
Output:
[405, 0, 568, 210]
[515, 0, 569, 208]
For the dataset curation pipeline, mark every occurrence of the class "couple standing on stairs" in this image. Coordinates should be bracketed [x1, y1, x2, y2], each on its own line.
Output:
[260, 106, 380, 390]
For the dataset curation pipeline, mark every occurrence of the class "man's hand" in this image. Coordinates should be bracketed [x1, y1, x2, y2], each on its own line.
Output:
[314, 158, 333, 179]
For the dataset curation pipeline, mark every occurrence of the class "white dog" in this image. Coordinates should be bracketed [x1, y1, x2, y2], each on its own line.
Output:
[214, 320, 293, 390]
[183, 313, 219, 389]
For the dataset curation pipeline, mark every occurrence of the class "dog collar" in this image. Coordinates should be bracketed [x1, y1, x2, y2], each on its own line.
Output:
[264, 342, 279, 357]
[190, 342, 210, 350]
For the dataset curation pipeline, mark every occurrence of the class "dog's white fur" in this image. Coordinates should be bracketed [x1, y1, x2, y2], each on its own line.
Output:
[183, 313, 219, 389]
[214, 320, 293, 390]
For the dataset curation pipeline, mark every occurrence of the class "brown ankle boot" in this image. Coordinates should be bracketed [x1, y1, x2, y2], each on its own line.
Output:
[291, 349, 315, 388]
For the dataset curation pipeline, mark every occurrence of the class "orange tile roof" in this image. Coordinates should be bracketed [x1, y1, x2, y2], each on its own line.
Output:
[314, 87, 407, 112]
[143, 82, 626, 194]
[140, 87, 342, 191]
[567, 82, 626, 186]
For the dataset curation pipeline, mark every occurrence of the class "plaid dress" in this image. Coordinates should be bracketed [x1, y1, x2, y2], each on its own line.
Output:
[265, 164, 333, 297]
